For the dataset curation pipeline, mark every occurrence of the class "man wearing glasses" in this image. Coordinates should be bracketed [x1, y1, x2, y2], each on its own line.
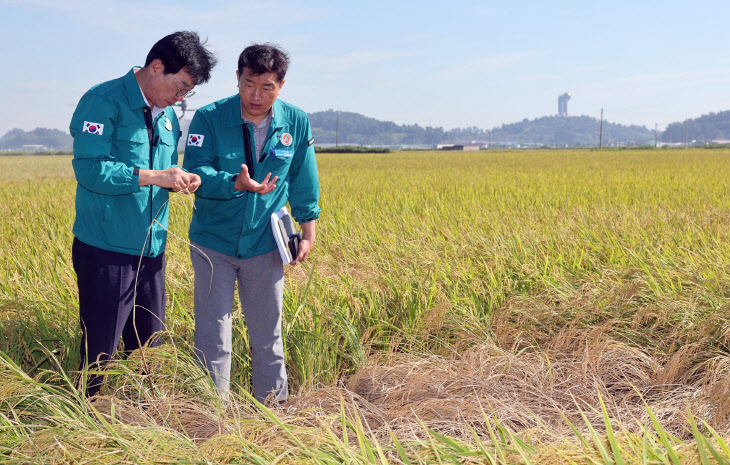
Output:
[183, 43, 320, 404]
[70, 31, 216, 396]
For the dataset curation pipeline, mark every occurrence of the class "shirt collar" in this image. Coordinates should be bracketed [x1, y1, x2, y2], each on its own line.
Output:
[124, 67, 148, 110]
[125, 67, 165, 118]
[138, 83, 165, 119]
[242, 106, 272, 129]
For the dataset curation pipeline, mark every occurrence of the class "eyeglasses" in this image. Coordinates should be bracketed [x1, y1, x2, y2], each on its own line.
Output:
[174, 82, 195, 98]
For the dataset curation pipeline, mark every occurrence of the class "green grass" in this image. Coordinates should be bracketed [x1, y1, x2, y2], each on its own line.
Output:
[3, 150, 730, 463]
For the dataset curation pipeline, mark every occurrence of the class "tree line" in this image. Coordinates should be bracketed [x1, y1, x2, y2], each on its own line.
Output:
[7, 109, 730, 151]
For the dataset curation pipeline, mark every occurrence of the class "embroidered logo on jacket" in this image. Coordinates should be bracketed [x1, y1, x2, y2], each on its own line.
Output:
[280, 133, 293, 146]
[83, 121, 104, 135]
[187, 134, 204, 147]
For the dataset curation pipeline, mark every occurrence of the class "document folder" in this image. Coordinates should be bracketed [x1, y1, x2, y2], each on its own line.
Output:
[271, 206, 301, 265]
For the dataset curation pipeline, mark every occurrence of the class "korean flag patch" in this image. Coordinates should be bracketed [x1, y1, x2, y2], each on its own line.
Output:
[187, 133, 204, 147]
[83, 121, 104, 135]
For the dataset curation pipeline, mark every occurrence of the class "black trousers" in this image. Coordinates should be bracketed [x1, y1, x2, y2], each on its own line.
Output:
[72, 237, 166, 396]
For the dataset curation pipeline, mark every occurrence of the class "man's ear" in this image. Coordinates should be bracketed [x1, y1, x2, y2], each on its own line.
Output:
[150, 58, 165, 75]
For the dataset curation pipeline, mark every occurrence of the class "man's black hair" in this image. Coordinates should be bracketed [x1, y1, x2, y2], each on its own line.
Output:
[237, 43, 290, 83]
[145, 31, 217, 85]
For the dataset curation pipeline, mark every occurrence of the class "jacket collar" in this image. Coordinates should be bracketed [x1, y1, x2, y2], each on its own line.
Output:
[124, 67, 148, 110]
[227, 96, 291, 128]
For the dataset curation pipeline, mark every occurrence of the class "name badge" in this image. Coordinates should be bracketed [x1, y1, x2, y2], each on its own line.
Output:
[271, 149, 294, 160]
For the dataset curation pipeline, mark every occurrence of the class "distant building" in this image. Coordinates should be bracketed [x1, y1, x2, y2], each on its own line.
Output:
[558, 92, 571, 117]
[438, 143, 483, 151]
[711, 138, 730, 144]
[21, 144, 48, 151]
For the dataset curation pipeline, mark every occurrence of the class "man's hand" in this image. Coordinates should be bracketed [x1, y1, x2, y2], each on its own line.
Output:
[186, 173, 201, 193]
[139, 167, 200, 194]
[234, 164, 278, 194]
[162, 167, 198, 193]
[290, 238, 313, 265]
[290, 221, 315, 265]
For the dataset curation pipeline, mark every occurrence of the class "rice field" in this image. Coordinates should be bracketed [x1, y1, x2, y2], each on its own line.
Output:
[3, 149, 730, 463]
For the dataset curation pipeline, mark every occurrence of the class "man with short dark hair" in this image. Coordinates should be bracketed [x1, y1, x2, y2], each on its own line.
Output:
[183, 43, 320, 404]
[70, 31, 217, 396]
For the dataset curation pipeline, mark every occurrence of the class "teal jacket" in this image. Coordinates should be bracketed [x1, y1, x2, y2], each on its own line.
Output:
[183, 96, 320, 259]
[70, 68, 181, 257]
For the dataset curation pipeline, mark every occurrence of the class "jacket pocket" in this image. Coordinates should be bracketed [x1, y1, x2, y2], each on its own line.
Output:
[153, 132, 178, 169]
[112, 127, 148, 165]
[114, 127, 148, 143]
[157, 131, 176, 147]
[215, 147, 245, 174]
[264, 150, 294, 179]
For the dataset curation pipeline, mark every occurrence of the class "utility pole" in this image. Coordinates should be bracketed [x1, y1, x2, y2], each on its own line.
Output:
[684, 120, 688, 147]
[599, 108, 604, 150]
[654, 123, 657, 148]
[336, 115, 339, 147]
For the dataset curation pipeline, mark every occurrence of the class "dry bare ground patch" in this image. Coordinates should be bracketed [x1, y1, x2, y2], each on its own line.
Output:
[5, 337, 727, 463]
[289, 338, 719, 442]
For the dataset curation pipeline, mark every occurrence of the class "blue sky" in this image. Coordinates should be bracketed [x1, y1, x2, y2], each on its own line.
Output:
[2, 0, 730, 137]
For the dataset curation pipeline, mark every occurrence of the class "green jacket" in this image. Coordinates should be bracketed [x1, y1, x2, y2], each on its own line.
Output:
[183, 96, 320, 259]
[70, 68, 181, 257]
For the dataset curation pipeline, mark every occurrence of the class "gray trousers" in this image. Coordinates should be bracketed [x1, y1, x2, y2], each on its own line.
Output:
[190, 243, 287, 403]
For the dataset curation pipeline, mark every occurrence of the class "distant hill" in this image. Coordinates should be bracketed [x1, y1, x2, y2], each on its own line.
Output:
[0, 128, 73, 151]
[661, 110, 730, 143]
[308, 110, 459, 146]
[490, 115, 653, 147]
[11, 108, 727, 152]
[308, 110, 654, 147]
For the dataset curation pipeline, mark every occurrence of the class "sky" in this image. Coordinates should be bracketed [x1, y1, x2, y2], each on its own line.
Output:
[2, 0, 730, 137]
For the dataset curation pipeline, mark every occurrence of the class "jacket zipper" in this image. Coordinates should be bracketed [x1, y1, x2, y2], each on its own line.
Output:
[143, 107, 157, 257]
[148, 135, 155, 256]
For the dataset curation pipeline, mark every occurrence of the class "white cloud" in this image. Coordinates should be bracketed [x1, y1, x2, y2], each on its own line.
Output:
[303, 49, 417, 72]
[513, 73, 565, 82]
[573, 65, 607, 72]
[430, 51, 539, 80]
[581, 68, 730, 94]
[5, 0, 328, 34]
